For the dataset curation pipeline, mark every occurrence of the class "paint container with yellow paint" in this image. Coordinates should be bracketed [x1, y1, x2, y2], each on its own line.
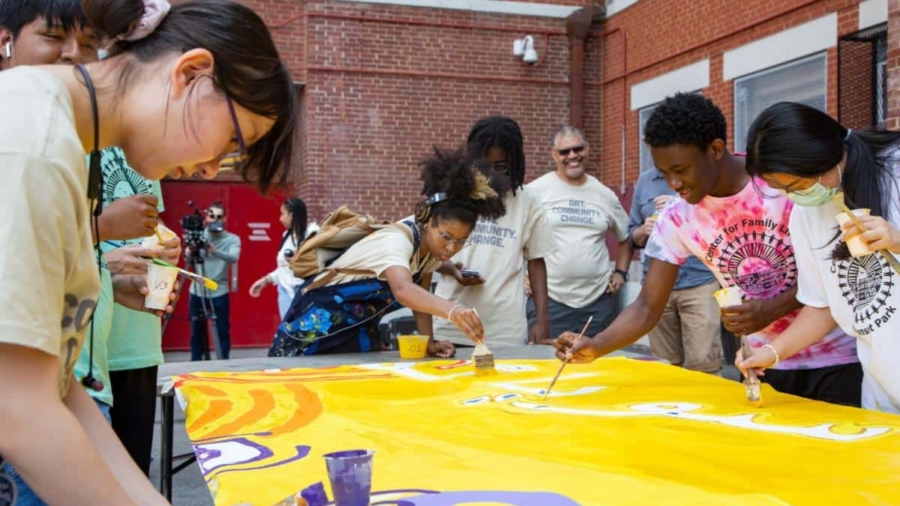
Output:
[397, 334, 429, 359]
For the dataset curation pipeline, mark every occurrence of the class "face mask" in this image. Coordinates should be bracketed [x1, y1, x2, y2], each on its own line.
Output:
[778, 161, 843, 207]
[779, 183, 839, 207]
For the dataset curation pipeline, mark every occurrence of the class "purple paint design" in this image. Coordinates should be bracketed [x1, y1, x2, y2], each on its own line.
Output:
[390, 491, 580, 506]
[195, 438, 310, 477]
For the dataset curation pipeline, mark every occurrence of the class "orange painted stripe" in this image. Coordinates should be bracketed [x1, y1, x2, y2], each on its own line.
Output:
[200, 389, 278, 439]
[270, 383, 324, 436]
[185, 384, 231, 434]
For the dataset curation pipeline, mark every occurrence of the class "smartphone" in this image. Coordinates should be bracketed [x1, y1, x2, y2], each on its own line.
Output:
[460, 270, 481, 278]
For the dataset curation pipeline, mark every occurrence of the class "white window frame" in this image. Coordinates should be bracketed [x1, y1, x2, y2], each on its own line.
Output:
[733, 52, 828, 153]
[638, 104, 659, 174]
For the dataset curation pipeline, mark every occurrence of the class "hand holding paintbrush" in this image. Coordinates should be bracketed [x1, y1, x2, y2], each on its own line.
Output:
[833, 192, 900, 275]
[543, 316, 592, 400]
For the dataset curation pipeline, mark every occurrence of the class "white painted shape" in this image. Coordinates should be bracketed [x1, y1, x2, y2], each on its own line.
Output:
[859, 0, 888, 30]
[248, 236, 270, 242]
[328, 0, 579, 18]
[723, 13, 837, 81]
[196, 442, 262, 473]
[248, 222, 271, 228]
[605, 0, 642, 17]
[630, 59, 709, 110]
[508, 401, 892, 441]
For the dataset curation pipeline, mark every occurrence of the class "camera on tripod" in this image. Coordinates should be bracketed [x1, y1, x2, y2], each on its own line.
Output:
[181, 200, 217, 262]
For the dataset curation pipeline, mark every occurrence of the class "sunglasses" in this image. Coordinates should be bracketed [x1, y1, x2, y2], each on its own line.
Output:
[208, 212, 225, 219]
[556, 145, 585, 157]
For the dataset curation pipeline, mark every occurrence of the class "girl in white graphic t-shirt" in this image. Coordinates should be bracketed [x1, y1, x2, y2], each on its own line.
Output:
[742, 102, 900, 413]
[0, 0, 297, 504]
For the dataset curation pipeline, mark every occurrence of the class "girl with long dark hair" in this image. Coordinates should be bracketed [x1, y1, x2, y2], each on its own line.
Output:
[742, 102, 900, 413]
[250, 197, 316, 318]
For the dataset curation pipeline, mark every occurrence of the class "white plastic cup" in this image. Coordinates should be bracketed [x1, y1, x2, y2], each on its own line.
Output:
[835, 208, 873, 258]
[145, 264, 179, 310]
[713, 286, 743, 308]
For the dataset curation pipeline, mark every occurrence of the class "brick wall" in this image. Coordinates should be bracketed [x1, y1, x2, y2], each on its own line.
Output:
[230, 0, 885, 221]
[888, 0, 900, 130]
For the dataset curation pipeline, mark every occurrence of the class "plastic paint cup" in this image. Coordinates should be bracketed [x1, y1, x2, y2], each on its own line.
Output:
[835, 208, 873, 258]
[144, 263, 179, 310]
[397, 334, 429, 359]
[713, 286, 743, 309]
[141, 223, 178, 248]
[323, 450, 374, 506]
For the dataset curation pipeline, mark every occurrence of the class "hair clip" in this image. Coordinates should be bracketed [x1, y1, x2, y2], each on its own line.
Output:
[425, 192, 448, 206]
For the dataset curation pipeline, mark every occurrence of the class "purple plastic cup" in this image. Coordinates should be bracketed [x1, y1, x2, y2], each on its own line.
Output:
[323, 450, 374, 506]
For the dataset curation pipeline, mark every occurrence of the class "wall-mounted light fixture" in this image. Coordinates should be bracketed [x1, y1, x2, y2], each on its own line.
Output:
[513, 35, 539, 64]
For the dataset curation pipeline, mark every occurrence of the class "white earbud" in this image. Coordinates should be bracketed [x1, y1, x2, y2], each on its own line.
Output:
[4, 42, 11, 59]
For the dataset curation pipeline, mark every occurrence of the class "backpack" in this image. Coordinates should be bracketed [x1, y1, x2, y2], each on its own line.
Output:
[288, 205, 415, 294]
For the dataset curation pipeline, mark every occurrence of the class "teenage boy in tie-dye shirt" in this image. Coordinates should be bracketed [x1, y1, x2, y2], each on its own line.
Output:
[554, 93, 860, 406]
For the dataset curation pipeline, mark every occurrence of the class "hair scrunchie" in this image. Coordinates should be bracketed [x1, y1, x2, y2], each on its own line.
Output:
[122, 0, 171, 41]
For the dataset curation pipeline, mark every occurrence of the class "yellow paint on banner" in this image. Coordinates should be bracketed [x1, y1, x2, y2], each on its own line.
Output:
[174, 359, 900, 506]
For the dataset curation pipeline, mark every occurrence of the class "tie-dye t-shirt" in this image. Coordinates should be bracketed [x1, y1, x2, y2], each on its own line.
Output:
[646, 176, 857, 370]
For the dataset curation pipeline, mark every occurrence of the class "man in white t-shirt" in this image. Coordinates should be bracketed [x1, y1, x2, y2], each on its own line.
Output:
[526, 126, 631, 337]
[434, 116, 554, 346]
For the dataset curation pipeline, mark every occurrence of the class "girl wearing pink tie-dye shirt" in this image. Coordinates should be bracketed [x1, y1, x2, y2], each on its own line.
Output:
[555, 93, 860, 406]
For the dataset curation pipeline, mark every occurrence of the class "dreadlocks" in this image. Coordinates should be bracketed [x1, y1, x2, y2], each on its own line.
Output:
[466, 115, 525, 195]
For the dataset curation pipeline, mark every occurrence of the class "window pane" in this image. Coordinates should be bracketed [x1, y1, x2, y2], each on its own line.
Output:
[734, 53, 827, 153]
[638, 105, 657, 174]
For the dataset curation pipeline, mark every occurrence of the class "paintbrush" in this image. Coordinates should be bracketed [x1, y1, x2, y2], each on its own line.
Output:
[543, 316, 592, 400]
[148, 257, 219, 291]
[472, 309, 497, 376]
[154, 226, 166, 245]
[832, 192, 900, 275]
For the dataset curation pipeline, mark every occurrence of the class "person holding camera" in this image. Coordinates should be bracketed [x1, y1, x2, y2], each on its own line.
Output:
[250, 198, 318, 318]
[185, 201, 241, 361]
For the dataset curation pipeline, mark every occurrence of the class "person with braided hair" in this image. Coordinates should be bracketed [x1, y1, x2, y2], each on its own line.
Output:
[434, 116, 553, 346]
[268, 147, 506, 357]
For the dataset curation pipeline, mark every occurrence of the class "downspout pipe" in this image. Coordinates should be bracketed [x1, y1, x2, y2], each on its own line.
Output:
[566, 5, 605, 129]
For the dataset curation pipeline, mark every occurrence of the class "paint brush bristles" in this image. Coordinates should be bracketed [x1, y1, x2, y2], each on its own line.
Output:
[472, 309, 496, 376]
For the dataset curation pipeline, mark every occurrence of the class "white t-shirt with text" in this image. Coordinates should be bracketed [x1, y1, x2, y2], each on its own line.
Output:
[0, 67, 100, 397]
[434, 188, 553, 345]
[527, 172, 629, 308]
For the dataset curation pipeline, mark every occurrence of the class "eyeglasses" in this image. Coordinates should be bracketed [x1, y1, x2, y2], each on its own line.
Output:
[437, 229, 468, 248]
[556, 145, 585, 157]
[489, 160, 509, 174]
[221, 95, 248, 165]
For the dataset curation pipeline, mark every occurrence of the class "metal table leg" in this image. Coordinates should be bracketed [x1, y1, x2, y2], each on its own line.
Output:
[159, 392, 174, 502]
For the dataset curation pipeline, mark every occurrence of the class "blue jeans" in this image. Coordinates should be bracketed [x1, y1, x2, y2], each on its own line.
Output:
[2, 400, 110, 505]
[190, 293, 231, 361]
[277, 285, 296, 319]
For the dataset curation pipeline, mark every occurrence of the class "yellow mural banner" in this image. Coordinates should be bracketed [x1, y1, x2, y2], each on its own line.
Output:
[174, 358, 900, 506]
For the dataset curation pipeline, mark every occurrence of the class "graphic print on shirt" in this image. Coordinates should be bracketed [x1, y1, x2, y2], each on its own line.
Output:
[102, 148, 152, 203]
[467, 218, 517, 248]
[709, 218, 797, 299]
[831, 248, 897, 337]
[551, 199, 603, 226]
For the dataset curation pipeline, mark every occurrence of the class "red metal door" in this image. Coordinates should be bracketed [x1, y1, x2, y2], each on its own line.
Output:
[159, 181, 290, 350]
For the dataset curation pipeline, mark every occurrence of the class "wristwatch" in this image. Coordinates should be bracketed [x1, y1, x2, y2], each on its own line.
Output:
[614, 269, 629, 281]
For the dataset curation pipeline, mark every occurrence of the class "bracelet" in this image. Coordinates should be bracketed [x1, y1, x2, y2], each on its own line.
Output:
[447, 304, 463, 321]
[762, 344, 780, 367]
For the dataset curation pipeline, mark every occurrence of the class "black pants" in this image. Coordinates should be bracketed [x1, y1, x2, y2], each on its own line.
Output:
[190, 293, 231, 361]
[763, 361, 863, 407]
[110, 366, 159, 476]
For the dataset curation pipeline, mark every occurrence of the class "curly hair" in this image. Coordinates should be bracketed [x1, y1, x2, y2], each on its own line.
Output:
[416, 147, 506, 226]
[466, 115, 525, 195]
[644, 93, 727, 151]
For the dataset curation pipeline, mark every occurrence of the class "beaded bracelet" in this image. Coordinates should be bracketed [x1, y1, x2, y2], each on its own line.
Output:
[762, 343, 780, 367]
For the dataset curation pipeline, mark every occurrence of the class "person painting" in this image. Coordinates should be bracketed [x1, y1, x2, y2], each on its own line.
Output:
[553, 93, 861, 407]
[269, 148, 506, 357]
[739, 102, 900, 413]
[0, 0, 296, 504]
[433, 116, 553, 346]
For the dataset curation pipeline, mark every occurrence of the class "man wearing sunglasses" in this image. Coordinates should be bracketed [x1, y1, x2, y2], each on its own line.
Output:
[526, 126, 632, 338]
[186, 201, 241, 361]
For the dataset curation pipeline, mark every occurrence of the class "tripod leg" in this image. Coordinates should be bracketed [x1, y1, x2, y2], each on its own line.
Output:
[195, 262, 223, 360]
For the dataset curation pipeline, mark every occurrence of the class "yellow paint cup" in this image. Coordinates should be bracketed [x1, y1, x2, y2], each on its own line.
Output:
[835, 208, 873, 258]
[397, 334, 429, 359]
